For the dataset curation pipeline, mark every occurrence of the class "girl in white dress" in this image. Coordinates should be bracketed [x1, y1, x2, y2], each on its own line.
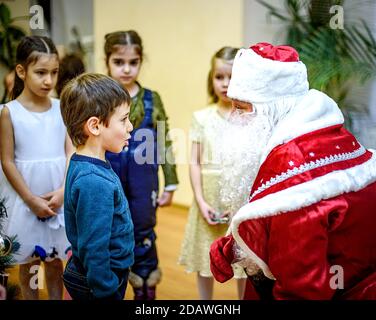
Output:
[0, 36, 73, 300]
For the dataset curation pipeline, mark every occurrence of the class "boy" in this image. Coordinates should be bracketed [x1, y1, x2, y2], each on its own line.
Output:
[60, 73, 134, 300]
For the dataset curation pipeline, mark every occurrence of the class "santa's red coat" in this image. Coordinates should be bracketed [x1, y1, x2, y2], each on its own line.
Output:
[210, 90, 376, 299]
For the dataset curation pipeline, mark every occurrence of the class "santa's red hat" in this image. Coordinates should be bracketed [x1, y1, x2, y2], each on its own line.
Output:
[227, 42, 309, 104]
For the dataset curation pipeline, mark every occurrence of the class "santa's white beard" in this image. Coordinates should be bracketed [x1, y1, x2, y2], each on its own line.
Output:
[218, 111, 272, 216]
[218, 96, 306, 217]
[253, 95, 306, 129]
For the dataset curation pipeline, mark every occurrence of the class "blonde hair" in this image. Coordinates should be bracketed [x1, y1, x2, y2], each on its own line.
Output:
[207, 46, 238, 104]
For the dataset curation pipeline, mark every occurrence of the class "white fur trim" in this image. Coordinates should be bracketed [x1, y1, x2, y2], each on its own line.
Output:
[251, 145, 367, 200]
[227, 48, 309, 104]
[233, 238, 276, 280]
[231, 151, 376, 280]
[260, 90, 344, 163]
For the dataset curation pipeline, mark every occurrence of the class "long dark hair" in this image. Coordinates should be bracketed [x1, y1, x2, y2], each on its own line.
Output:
[11, 36, 58, 100]
[104, 30, 143, 65]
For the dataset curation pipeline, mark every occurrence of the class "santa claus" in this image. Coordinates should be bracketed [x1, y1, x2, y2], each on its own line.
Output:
[209, 43, 376, 300]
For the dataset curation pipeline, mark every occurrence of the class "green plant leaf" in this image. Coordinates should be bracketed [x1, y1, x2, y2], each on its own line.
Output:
[11, 15, 31, 22]
[0, 3, 11, 28]
[7, 26, 27, 40]
[0, 4, 26, 69]
[253, 0, 375, 112]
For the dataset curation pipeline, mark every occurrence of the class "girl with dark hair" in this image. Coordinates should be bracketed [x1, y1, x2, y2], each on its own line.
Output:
[0, 36, 73, 300]
[104, 30, 178, 300]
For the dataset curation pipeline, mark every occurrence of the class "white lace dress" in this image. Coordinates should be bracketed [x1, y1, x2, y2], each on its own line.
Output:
[1, 99, 70, 264]
[178, 105, 247, 278]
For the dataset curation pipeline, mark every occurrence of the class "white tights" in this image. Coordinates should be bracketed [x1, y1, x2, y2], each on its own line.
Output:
[197, 273, 246, 300]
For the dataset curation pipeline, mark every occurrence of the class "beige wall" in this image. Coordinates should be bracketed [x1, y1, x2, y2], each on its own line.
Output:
[244, 0, 282, 45]
[2, 0, 281, 206]
[3, 0, 30, 32]
[94, 0, 243, 206]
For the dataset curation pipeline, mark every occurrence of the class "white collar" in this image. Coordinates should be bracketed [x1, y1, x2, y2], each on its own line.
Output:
[260, 89, 344, 164]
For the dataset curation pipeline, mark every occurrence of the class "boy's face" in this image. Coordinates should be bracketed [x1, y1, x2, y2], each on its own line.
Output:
[101, 102, 133, 153]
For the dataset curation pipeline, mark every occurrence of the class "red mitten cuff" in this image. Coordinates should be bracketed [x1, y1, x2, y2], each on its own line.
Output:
[209, 235, 235, 283]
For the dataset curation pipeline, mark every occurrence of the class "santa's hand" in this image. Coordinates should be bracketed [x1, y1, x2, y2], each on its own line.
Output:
[210, 235, 235, 283]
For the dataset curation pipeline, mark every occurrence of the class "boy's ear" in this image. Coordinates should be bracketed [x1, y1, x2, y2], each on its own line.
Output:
[85, 116, 101, 136]
[15, 64, 26, 80]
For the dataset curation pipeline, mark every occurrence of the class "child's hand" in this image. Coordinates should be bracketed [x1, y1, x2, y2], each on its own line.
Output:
[197, 200, 218, 225]
[41, 188, 64, 212]
[222, 210, 232, 222]
[157, 191, 174, 207]
[25, 195, 57, 218]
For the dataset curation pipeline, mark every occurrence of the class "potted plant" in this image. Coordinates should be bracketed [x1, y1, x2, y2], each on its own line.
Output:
[0, 3, 27, 69]
[0, 198, 20, 299]
[257, 0, 376, 129]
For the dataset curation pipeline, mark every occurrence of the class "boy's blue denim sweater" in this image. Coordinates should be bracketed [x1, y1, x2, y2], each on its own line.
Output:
[64, 153, 134, 298]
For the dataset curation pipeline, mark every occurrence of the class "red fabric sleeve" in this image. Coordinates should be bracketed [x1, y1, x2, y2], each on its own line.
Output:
[209, 235, 235, 283]
[268, 198, 348, 299]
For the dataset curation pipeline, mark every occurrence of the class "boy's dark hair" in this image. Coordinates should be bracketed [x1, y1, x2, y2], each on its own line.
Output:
[60, 73, 131, 147]
[11, 36, 58, 100]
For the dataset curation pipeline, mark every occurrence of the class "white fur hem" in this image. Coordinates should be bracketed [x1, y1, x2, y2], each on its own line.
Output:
[227, 47, 309, 104]
[259, 90, 345, 164]
[231, 150, 376, 279]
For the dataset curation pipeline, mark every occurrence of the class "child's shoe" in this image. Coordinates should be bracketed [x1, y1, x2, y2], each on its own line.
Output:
[133, 286, 146, 300]
[145, 286, 156, 300]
